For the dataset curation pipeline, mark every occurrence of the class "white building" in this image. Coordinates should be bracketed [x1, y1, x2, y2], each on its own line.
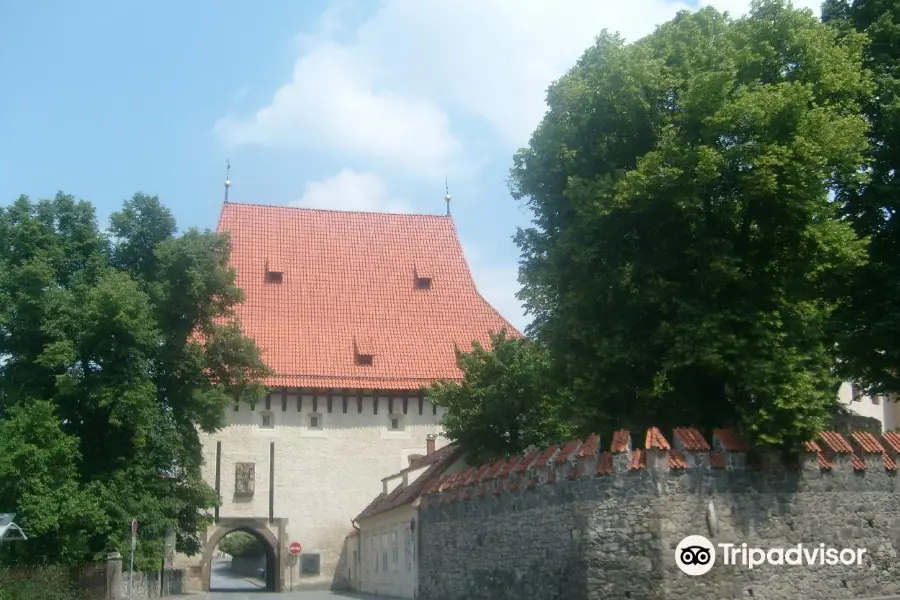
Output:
[840, 382, 900, 432]
[176, 202, 517, 592]
[347, 439, 463, 598]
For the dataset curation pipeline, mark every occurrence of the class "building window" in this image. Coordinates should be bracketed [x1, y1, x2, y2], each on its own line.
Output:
[414, 276, 432, 290]
[356, 353, 373, 366]
[851, 384, 862, 402]
[309, 413, 322, 430]
[405, 526, 412, 571]
[381, 533, 388, 572]
[260, 412, 274, 429]
[389, 416, 403, 431]
[873, 395, 881, 405]
[391, 529, 399, 572]
[265, 270, 283, 283]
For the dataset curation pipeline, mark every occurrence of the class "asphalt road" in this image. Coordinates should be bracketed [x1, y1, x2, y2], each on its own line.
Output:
[205, 558, 383, 599]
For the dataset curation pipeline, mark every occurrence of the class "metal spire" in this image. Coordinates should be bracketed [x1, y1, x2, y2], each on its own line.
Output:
[444, 176, 452, 217]
[224, 160, 231, 203]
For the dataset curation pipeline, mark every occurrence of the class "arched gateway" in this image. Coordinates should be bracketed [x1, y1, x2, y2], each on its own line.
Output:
[200, 517, 288, 592]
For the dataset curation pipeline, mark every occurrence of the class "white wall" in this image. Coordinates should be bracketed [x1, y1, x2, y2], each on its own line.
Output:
[838, 381, 897, 431]
[356, 504, 418, 599]
[189, 389, 446, 589]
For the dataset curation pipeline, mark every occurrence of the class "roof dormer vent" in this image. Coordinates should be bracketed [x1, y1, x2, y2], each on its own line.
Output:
[265, 257, 283, 284]
[414, 265, 432, 290]
[354, 337, 374, 367]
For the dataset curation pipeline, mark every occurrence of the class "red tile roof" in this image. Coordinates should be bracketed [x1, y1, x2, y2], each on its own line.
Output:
[645, 427, 670, 450]
[673, 427, 710, 451]
[355, 444, 462, 521]
[852, 431, 885, 454]
[217, 202, 519, 389]
[819, 432, 853, 453]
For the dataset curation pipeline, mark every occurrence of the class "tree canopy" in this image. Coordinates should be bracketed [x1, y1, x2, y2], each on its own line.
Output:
[427, 331, 576, 463]
[0, 192, 270, 568]
[823, 0, 900, 399]
[508, 0, 873, 449]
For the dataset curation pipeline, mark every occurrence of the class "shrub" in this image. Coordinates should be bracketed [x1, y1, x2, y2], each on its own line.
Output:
[218, 532, 265, 558]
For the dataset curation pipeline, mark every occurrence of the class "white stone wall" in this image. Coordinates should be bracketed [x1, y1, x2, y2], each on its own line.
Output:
[189, 389, 445, 589]
[356, 504, 418, 599]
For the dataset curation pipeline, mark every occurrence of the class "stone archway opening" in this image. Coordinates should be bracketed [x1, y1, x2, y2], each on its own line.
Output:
[202, 522, 280, 592]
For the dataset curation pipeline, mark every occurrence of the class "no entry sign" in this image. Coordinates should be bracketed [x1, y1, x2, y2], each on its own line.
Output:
[289, 541, 302, 556]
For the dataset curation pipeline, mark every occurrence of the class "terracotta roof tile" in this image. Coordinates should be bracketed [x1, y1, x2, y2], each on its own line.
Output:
[708, 451, 726, 469]
[356, 444, 462, 520]
[597, 452, 613, 475]
[819, 432, 853, 453]
[610, 430, 631, 453]
[712, 428, 746, 451]
[851, 453, 866, 471]
[513, 451, 539, 474]
[217, 203, 519, 389]
[497, 456, 521, 478]
[804, 440, 822, 453]
[577, 434, 600, 458]
[668, 449, 688, 469]
[628, 449, 646, 470]
[533, 445, 559, 468]
[852, 431, 885, 454]
[483, 459, 507, 481]
[815, 452, 832, 470]
[555, 439, 582, 464]
[884, 453, 897, 472]
[450, 468, 475, 489]
[883, 432, 900, 454]
[673, 427, 710, 451]
[469, 463, 493, 485]
[645, 427, 670, 450]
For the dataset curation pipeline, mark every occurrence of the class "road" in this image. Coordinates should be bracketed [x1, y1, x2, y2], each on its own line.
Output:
[205, 558, 383, 599]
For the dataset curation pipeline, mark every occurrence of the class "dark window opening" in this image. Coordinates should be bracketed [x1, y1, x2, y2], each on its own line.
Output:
[391, 418, 400, 430]
[265, 271, 283, 283]
[414, 277, 432, 290]
[357, 354, 373, 366]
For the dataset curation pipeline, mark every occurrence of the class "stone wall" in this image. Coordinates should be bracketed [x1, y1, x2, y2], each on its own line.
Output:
[121, 569, 184, 599]
[418, 428, 900, 600]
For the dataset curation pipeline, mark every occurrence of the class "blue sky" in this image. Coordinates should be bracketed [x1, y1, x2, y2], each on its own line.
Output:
[0, 0, 822, 331]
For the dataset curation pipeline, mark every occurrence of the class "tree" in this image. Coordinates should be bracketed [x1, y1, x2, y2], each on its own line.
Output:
[218, 532, 265, 559]
[823, 0, 900, 399]
[427, 331, 576, 463]
[0, 192, 270, 568]
[509, 0, 872, 449]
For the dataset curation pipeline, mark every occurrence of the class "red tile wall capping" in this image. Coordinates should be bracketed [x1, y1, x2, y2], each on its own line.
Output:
[645, 427, 671, 450]
[533, 445, 560, 468]
[577, 434, 601, 458]
[420, 428, 900, 505]
[611, 430, 631, 453]
[818, 432, 854, 454]
[629, 449, 647, 470]
[708, 452, 727, 469]
[215, 202, 520, 390]
[713, 428, 747, 452]
[555, 439, 583, 464]
[852, 431, 885, 454]
[669, 449, 688, 469]
[597, 452, 614, 475]
[673, 427, 711, 451]
[883, 431, 900, 454]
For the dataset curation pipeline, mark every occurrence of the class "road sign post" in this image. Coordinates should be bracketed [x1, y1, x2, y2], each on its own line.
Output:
[289, 542, 302, 591]
[129, 519, 137, 599]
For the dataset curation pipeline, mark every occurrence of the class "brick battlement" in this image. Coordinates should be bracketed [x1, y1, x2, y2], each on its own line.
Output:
[421, 427, 899, 506]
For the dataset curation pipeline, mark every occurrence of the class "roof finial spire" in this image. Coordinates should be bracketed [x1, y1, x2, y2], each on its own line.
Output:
[224, 159, 231, 203]
[444, 176, 452, 217]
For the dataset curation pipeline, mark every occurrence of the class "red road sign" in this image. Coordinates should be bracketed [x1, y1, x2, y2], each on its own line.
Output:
[289, 541, 302, 556]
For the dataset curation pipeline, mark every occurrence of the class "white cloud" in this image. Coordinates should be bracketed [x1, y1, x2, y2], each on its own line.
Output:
[291, 169, 412, 213]
[214, 0, 824, 171]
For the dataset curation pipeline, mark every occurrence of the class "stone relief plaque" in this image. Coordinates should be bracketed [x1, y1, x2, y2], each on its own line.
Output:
[234, 462, 255, 497]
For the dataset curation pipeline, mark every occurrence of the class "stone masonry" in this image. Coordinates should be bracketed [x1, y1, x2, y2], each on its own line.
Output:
[418, 427, 900, 600]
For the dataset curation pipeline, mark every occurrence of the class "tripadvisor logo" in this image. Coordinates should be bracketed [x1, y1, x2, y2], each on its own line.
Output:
[675, 535, 867, 576]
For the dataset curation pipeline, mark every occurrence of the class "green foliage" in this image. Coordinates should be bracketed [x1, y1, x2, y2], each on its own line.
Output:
[0, 192, 271, 569]
[218, 531, 265, 559]
[427, 331, 576, 462]
[0, 566, 83, 600]
[823, 0, 900, 398]
[509, 0, 872, 449]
